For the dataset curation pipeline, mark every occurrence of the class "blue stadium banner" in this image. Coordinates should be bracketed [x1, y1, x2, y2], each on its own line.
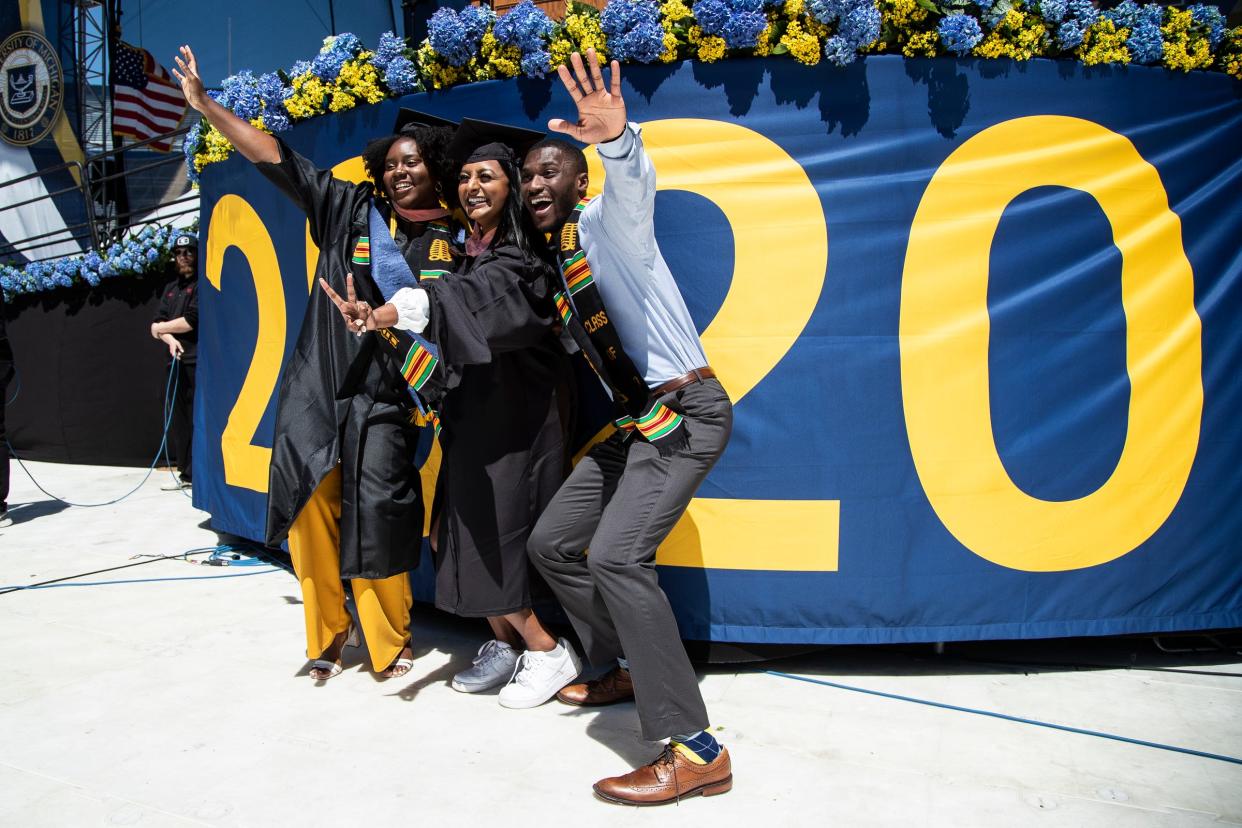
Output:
[194, 56, 1242, 644]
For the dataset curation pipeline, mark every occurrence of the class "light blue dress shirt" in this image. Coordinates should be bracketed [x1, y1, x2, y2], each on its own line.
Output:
[578, 122, 708, 388]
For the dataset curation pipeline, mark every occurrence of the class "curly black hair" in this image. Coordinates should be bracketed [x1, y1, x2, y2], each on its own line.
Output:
[361, 124, 457, 209]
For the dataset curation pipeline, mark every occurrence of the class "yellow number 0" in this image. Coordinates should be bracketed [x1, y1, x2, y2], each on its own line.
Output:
[206, 194, 287, 492]
[587, 119, 838, 571]
[900, 115, 1202, 572]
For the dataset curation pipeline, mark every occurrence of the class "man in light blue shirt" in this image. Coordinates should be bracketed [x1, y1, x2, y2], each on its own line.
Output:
[524, 50, 735, 806]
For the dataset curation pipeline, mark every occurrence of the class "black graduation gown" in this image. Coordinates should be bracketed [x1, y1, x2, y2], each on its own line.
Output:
[257, 139, 461, 580]
[421, 241, 569, 617]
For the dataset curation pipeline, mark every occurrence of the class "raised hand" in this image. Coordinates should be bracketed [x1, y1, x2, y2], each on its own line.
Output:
[548, 48, 627, 145]
[319, 275, 376, 336]
[171, 45, 209, 114]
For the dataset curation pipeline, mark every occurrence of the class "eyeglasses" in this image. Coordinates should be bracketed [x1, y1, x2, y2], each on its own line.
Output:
[173, 249, 195, 257]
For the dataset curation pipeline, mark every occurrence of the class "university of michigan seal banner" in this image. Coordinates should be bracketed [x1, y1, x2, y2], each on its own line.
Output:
[194, 56, 1242, 644]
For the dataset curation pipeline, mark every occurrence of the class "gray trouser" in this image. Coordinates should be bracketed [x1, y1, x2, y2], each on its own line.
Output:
[528, 377, 733, 741]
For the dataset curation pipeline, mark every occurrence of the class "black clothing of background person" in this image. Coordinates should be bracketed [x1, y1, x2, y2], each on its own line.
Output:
[153, 267, 198, 482]
[0, 291, 12, 518]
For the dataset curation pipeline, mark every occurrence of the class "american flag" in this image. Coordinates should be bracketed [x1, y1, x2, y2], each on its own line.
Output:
[112, 41, 187, 152]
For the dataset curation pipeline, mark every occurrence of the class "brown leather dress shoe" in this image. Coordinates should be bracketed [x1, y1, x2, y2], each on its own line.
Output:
[593, 745, 732, 806]
[557, 665, 635, 706]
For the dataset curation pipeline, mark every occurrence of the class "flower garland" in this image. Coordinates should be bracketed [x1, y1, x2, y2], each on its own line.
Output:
[15, 0, 1236, 301]
[1, 222, 194, 303]
[181, 0, 1241, 182]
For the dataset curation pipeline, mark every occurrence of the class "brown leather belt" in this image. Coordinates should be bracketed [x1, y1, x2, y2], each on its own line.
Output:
[652, 366, 716, 397]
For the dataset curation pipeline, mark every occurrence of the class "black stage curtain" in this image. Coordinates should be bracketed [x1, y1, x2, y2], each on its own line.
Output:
[3, 272, 175, 466]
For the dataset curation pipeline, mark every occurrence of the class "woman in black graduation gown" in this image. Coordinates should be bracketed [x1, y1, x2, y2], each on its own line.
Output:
[174, 45, 464, 680]
[324, 124, 582, 708]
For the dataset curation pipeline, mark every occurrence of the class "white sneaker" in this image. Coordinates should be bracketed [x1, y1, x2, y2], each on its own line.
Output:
[451, 640, 518, 693]
[498, 637, 582, 709]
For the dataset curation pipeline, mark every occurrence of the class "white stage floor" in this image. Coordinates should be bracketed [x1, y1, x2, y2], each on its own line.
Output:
[1, 460, 1239, 826]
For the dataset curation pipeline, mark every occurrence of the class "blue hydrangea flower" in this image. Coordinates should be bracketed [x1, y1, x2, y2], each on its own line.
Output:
[183, 121, 202, 184]
[461, 5, 496, 41]
[807, 0, 850, 24]
[808, 0, 880, 60]
[838, 2, 881, 47]
[384, 56, 420, 94]
[1105, 1, 1165, 63]
[521, 48, 552, 78]
[601, 0, 666, 63]
[289, 59, 312, 77]
[822, 34, 857, 65]
[328, 33, 362, 56]
[494, 1, 555, 52]
[311, 48, 347, 81]
[1188, 3, 1225, 49]
[429, 7, 487, 67]
[973, 0, 994, 10]
[938, 13, 984, 54]
[1036, 0, 1068, 24]
[264, 110, 292, 133]
[695, 0, 768, 50]
[222, 71, 262, 120]
[373, 31, 406, 71]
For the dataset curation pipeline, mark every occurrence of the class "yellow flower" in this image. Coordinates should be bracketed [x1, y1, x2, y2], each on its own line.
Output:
[550, 36, 575, 68]
[417, 41, 466, 90]
[779, 20, 822, 65]
[784, 0, 806, 19]
[973, 9, 1049, 60]
[194, 124, 234, 171]
[248, 117, 271, 134]
[285, 72, 329, 119]
[565, 7, 610, 57]
[480, 30, 521, 78]
[1219, 27, 1242, 79]
[660, 30, 680, 62]
[1075, 19, 1131, 65]
[328, 88, 356, 112]
[1161, 8, 1214, 72]
[697, 32, 727, 62]
[880, 0, 926, 29]
[754, 23, 775, 57]
[338, 59, 386, 104]
[902, 30, 938, 58]
[661, 0, 695, 24]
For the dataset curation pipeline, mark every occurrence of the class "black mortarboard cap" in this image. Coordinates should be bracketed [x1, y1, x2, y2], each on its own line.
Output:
[448, 118, 545, 168]
[173, 232, 198, 250]
[393, 108, 458, 135]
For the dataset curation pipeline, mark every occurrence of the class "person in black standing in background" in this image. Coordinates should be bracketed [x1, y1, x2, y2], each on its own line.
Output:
[0, 286, 12, 527]
[150, 232, 199, 490]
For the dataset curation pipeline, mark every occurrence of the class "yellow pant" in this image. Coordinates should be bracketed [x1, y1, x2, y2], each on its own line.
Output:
[288, 467, 412, 672]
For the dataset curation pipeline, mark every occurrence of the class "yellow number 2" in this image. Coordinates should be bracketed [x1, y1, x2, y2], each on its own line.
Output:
[586, 119, 838, 572]
[206, 194, 287, 493]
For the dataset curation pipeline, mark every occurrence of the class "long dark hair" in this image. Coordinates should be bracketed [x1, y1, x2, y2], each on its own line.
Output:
[474, 154, 550, 264]
[362, 124, 457, 209]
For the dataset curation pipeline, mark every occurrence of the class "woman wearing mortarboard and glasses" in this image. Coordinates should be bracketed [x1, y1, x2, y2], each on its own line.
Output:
[174, 45, 467, 682]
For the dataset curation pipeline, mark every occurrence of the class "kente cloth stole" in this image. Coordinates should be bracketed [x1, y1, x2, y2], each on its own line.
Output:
[554, 198, 687, 452]
[360, 204, 456, 412]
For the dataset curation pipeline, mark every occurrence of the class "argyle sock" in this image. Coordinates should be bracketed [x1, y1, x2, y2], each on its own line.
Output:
[670, 730, 722, 765]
